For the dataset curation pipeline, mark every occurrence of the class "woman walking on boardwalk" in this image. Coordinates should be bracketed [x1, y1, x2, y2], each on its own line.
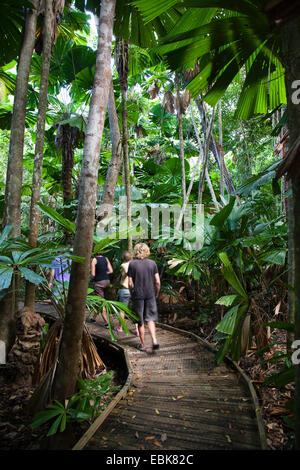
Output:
[89, 253, 113, 328]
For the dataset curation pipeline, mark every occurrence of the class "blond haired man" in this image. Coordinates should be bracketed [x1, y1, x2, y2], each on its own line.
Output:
[128, 243, 160, 351]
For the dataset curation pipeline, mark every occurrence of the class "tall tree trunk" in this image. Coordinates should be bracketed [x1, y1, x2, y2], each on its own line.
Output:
[282, 16, 300, 450]
[52, 0, 116, 401]
[116, 38, 132, 252]
[61, 124, 74, 203]
[218, 100, 225, 197]
[25, 0, 53, 311]
[176, 75, 186, 201]
[99, 79, 122, 217]
[0, 0, 39, 352]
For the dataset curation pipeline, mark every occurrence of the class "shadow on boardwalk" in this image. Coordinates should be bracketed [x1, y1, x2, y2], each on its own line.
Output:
[85, 317, 263, 451]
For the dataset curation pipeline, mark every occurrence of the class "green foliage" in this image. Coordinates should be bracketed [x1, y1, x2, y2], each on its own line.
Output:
[0, 225, 83, 296]
[86, 293, 138, 341]
[31, 371, 120, 436]
[135, 1, 286, 118]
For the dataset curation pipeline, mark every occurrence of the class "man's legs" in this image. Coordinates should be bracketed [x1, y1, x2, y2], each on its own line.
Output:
[145, 297, 159, 349]
[147, 321, 158, 346]
[138, 323, 146, 348]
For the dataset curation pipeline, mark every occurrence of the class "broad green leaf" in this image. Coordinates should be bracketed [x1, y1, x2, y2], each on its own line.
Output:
[31, 409, 62, 429]
[210, 196, 235, 228]
[215, 295, 238, 307]
[47, 415, 63, 436]
[218, 252, 248, 300]
[37, 203, 76, 233]
[19, 267, 45, 285]
[216, 304, 239, 335]
[0, 225, 13, 245]
[260, 250, 286, 266]
[0, 267, 13, 290]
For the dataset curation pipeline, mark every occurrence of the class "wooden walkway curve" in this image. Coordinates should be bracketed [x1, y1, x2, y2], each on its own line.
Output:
[80, 318, 266, 451]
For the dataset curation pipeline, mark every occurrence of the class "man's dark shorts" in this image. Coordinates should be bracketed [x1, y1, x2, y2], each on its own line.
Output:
[93, 279, 110, 298]
[132, 297, 158, 325]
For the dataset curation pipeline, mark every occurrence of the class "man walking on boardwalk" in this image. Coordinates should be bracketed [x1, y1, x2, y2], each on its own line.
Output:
[128, 243, 160, 352]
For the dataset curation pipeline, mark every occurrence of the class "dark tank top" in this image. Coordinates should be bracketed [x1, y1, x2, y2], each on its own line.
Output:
[94, 256, 109, 281]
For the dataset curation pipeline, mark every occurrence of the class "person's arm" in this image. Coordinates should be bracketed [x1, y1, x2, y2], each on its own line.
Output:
[49, 268, 55, 287]
[154, 272, 161, 299]
[128, 276, 134, 295]
[91, 258, 97, 278]
[106, 258, 113, 275]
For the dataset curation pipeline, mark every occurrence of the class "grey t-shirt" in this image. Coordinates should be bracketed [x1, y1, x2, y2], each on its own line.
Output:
[127, 258, 158, 300]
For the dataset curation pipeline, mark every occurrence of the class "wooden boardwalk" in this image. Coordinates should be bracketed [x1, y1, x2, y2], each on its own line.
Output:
[83, 318, 265, 451]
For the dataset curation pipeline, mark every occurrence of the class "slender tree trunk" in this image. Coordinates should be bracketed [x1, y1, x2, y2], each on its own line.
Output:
[176, 76, 186, 201]
[3, 0, 39, 231]
[116, 38, 132, 252]
[25, 0, 53, 310]
[61, 124, 74, 203]
[52, 0, 116, 401]
[99, 79, 122, 216]
[288, 179, 295, 351]
[282, 16, 300, 450]
[0, 0, 39, 352]
[218, 101, 225, 197]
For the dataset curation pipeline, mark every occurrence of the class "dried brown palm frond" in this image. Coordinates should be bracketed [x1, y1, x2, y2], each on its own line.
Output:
[162, 90, 175, 114]
[33, 318, 63, 385]
[29, 320, 106, 413]
[81, 326, 106, 379]
[148, 79, 160, 99]
[36, 321, 105, 383]
[240, 313, 251, 355]
[182, 89, 191, 114]
[251, 298, 270, 350]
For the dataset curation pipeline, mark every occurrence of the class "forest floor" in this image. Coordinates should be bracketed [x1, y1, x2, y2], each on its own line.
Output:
[0, 351, 120, 450]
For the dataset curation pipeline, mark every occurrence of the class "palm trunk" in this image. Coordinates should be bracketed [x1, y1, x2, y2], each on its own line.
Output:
[218, 101, 225, 197]
[52, 0, 116, 401]
[25, 0, 53, 310]
[61, 124, 74, 203]
[176, 77, 186, 201]
[0, 0, 39, 351]
[282, 16, 300, 450]
[3, 0, 39, 231]
[116, 38, 132, 252]
[99, 79, 122, 216]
